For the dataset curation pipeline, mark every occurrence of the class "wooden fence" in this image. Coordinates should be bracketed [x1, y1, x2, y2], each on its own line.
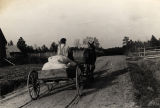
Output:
[28, 52, 56, 58]
[135, 47, 160, 59]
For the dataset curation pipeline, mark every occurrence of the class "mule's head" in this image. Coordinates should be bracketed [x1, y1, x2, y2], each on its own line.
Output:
[88, 41, 95, 50]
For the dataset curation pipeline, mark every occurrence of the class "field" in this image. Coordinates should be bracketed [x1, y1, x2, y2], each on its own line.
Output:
[0, 64, 42, 96]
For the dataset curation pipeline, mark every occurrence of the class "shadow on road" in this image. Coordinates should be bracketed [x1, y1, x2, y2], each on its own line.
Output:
[37, 68, 128, 101]
[82, 68, 128, 97]
[39, 82, 76, 100]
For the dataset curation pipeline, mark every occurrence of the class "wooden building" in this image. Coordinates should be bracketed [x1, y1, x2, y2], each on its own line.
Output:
[0, 28, 7, 59]
[6, 45, 21, 58]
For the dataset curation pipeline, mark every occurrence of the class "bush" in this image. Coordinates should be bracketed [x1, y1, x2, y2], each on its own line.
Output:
[128, 60, 159, 106]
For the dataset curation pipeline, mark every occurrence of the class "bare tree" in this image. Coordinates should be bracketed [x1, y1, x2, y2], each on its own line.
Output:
[83, 37, 93, 45]
[74, 39, 81, 48]
[83, 37, 100, 48]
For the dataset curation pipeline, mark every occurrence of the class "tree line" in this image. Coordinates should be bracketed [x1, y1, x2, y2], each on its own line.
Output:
[11, 35, 160, 56]
[98, 35, 160, 56]
[123, 35, 160, 52]
[8, 36, 101, 54]
[8, 37, 58, 54]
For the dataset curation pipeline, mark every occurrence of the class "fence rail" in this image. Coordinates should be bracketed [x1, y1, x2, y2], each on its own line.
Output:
[135, 47, 160, 59]
[28, 52, 56, 58]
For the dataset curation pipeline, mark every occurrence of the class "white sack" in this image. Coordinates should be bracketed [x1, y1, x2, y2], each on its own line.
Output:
[42, 55, 71, 70]
[48, 55, 70, 64]
[42, 62, 67, 70]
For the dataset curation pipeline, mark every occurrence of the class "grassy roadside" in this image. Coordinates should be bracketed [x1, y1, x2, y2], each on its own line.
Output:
[0, 64, 42, 97]
[128, 59, 159, 107]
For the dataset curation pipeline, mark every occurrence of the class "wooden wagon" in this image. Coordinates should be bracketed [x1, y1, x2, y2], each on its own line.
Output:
[27, 48, 96, 100]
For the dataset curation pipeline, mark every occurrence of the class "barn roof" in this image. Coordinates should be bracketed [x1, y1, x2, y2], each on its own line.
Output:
[0, 28, 7, 45]
[6, 45, 21, 53]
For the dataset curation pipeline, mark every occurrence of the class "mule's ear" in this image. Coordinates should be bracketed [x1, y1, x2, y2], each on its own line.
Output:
[88, 42, 91, 45]
[92, 41, 94, 45]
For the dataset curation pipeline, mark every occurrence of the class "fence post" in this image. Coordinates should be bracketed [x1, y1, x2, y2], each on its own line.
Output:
[144, 47, 145, 56]
[138, 48, 140, 57]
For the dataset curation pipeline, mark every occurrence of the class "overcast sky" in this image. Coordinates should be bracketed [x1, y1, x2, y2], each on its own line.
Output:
[0, 0, 160, 48]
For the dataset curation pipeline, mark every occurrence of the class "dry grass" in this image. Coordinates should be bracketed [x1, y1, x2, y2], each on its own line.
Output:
[0, 64, 42, 96]
[128, 59, 160, 107]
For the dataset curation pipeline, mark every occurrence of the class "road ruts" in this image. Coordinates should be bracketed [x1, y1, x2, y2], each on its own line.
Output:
[1, 56, 139, 108]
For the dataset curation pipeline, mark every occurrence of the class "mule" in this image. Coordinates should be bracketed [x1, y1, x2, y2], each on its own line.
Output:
[83, 42, 96, 80]
[68, 42, 96, 80]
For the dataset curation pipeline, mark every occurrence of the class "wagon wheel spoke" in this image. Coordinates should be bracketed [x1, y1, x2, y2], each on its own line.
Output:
[31, 90, 37, 98]
[30, 89, 35, 95]
[35, 83, 40, 93]
[30, 89, 38, 99]
[78, 75, 83, 89]
[27, 71, 40, 100]
[33, 82, 40, 93]
[79, 75, 83, 85]
[28, 84, 33, 88]
[33, 89, 38, 96]
[76, 66, 83, 96]
[29, 87, 34, 92]
[29, 77, 33, 84]
[29, 85, 39, 98]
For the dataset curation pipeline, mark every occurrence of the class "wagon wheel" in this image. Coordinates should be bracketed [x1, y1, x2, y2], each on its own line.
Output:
[76, 66, 83, 97]
[27, 70, 40, 100]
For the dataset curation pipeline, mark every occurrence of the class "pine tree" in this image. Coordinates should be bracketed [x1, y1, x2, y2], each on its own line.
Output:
[50, 42, 58, 52]
[17, 37, 27, 53]
[150, 35, 159, 47]
[41, 45, 49, 52]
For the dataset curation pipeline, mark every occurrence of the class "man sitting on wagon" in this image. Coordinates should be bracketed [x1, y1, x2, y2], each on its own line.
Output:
[57, 38, 69, 57]
[42, 38, 76, 70]
[57, 38, 76, 67]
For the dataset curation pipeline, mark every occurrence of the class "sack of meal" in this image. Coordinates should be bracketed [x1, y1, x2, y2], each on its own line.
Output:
[42, 55, 70, 70]
[48, 55, 70, 64]
[42, 62, 67, 70]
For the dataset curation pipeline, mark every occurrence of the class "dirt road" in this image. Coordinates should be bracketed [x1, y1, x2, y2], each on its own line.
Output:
[0, 56, 138, 108]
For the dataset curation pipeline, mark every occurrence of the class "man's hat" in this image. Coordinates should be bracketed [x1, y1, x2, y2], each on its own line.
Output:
[88, 39, 94, 44]
[60, 38, 66, 44]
